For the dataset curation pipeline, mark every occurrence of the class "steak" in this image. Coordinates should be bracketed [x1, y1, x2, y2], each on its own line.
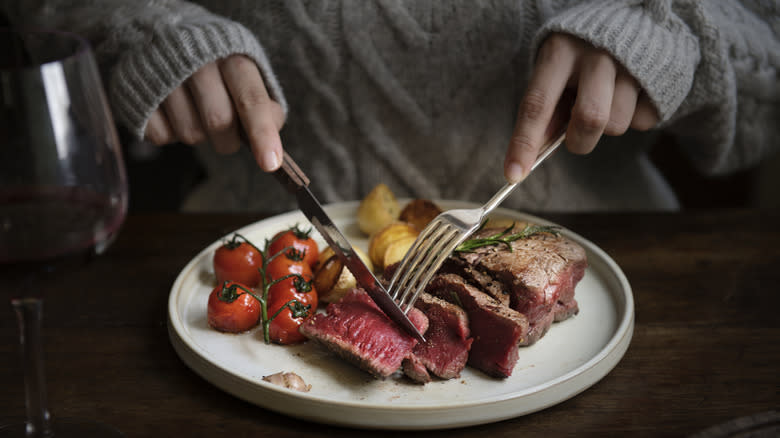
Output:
[554, 298, 579, 322]
[403, 292, 473, 383]
[426, 273, 529, 378]
[402, 352, 431, 383]
[440, 259, 511, 307]
[453, 226, 586, 345]
[304, 223, 587, 382]
[299, 288, 429, 378]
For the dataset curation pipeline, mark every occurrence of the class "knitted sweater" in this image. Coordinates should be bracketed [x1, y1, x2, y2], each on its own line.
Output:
[7, 0, 779, 212]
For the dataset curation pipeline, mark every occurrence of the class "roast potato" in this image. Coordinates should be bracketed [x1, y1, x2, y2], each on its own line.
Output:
[357, 183, 400, 236]
[399, 199, 442, 230]
[382, 234, 418, 269]
[312, 252, 343, 300]
[314, 245, 373, 303]
[368, 222, 419, 270]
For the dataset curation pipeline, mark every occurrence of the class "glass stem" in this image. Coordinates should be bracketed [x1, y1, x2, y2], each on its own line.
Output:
[11, 297, 53, 438]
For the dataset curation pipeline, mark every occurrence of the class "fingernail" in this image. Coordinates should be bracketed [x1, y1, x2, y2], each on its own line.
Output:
[505, 162, 525, 183]
[262, 149, 281, 171]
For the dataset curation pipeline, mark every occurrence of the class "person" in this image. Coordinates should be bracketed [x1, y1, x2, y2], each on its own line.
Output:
[4, 0, 778, 213]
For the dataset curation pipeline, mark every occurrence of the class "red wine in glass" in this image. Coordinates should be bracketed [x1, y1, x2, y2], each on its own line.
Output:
[0, 186, 125, 290]
[0, 29, 128, 437]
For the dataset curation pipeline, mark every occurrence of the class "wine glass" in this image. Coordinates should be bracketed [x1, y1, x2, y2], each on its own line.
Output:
[0, 28, 128, 436]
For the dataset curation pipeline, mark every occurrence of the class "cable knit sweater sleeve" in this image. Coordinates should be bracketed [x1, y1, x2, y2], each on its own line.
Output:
[535, 0, 779, 175]
[2, 0, 287, 140]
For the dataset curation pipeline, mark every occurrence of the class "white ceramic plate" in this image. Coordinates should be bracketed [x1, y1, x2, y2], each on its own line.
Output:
[168, 201, 634, 430]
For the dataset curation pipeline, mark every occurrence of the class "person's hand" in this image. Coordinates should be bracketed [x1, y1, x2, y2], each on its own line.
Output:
[504, 33, 660, 182]
[144, 54, 285, 172]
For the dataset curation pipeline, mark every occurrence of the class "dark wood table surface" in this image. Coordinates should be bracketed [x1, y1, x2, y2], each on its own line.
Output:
[1, 209, 778, 437]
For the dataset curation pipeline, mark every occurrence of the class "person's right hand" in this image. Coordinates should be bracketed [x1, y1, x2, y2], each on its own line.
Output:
[144, 54, 285, 172]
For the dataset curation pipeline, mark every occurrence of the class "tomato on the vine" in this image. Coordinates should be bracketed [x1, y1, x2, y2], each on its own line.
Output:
[207, 225, 321, 346]
[213, 234, 263, 287]
[265, 248, 312, 284]
[268, 225, 319, 269]
[268, 270, 318, 312]
[267, 296, 311, 345]
[207, 281, 261, 333]
[265, 262, 317, 345]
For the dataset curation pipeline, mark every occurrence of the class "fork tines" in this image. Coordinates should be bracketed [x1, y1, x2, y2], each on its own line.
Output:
[388, 220, 466, 314]
[387, 132, 568, 315]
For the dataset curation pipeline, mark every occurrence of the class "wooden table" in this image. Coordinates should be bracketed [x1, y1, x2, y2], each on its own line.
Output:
[1, 210, 778, 437]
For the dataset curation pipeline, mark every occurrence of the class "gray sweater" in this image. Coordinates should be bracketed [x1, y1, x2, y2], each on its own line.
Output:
[7, 0, 779, 212]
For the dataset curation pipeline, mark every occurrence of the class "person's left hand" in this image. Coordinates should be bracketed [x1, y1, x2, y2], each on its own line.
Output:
[504, 33, 660, 182]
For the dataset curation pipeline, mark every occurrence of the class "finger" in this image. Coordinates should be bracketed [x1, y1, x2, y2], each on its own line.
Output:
[145, 108, 175, 145]
[604, 70, 639, 136]
[162, 86, 206, 145]
[630, 93, 660, 131]
[187, 62, 242, 154]
[220, 55, 284, 171]
[567, 50, 616, 154]
[505, 34, 577, 182]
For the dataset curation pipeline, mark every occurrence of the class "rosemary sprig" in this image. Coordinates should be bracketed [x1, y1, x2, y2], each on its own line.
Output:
[454, 222, 560, 252]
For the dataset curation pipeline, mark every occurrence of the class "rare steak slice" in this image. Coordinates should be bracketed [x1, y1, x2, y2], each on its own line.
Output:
[403, 292, 473, 383]
[299, 288, 429, 378]
[455, 226, 586, 345]
[426, 273, 529, 378]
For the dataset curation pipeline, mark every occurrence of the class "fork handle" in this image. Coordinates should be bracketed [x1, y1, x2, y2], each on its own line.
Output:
[483, 132, 566, 214]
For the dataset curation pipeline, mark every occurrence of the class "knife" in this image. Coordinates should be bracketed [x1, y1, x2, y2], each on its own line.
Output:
[273, 152, 425, 342]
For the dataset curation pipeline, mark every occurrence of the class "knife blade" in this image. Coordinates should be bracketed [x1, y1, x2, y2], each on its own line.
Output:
[273, 152, 425, 342]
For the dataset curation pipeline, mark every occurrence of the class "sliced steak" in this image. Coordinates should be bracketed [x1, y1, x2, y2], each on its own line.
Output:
[427, 273, 529, 378]
[402, 353, 431, 384]
[404, 292, 473, 382]
[554, 298, 579, 322]
[441, 259, 511, 307]
[299, 288, 429, 378]
[454, 226, 586, 345]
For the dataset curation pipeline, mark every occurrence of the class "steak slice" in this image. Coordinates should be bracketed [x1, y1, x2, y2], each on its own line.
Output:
[427, 273, 529, 378]
[554, 298, 579, 322]
[441, 259, 511, 307]
[403, 292, 473, 382]
[454, 226, 586, 345]
[402, 353, 431, 384]
[299, 288, 429, 378]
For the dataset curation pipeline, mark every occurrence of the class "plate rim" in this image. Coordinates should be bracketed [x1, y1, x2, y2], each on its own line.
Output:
[167, 201, 634, 429]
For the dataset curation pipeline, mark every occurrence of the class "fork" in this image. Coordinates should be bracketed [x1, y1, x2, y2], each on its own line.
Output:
[387, 131, 567, 313]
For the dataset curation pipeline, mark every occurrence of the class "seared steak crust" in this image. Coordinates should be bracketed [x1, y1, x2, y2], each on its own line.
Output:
[441, 258, 511, 307]
[452, 226, 586, 345]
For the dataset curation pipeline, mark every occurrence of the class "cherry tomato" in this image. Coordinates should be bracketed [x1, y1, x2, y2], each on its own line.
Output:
[213, 235, 263, 287]
[267, 296, 311, 345]
[264, 248, 312, 284]
[268, 225, 319, 269]
[266, 271, 317, 345]
[207, 281, 261, 333]
[268, 270, 318, 312]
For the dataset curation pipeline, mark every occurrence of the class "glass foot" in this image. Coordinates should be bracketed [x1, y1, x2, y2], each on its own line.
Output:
[0, 418, 124, 437]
